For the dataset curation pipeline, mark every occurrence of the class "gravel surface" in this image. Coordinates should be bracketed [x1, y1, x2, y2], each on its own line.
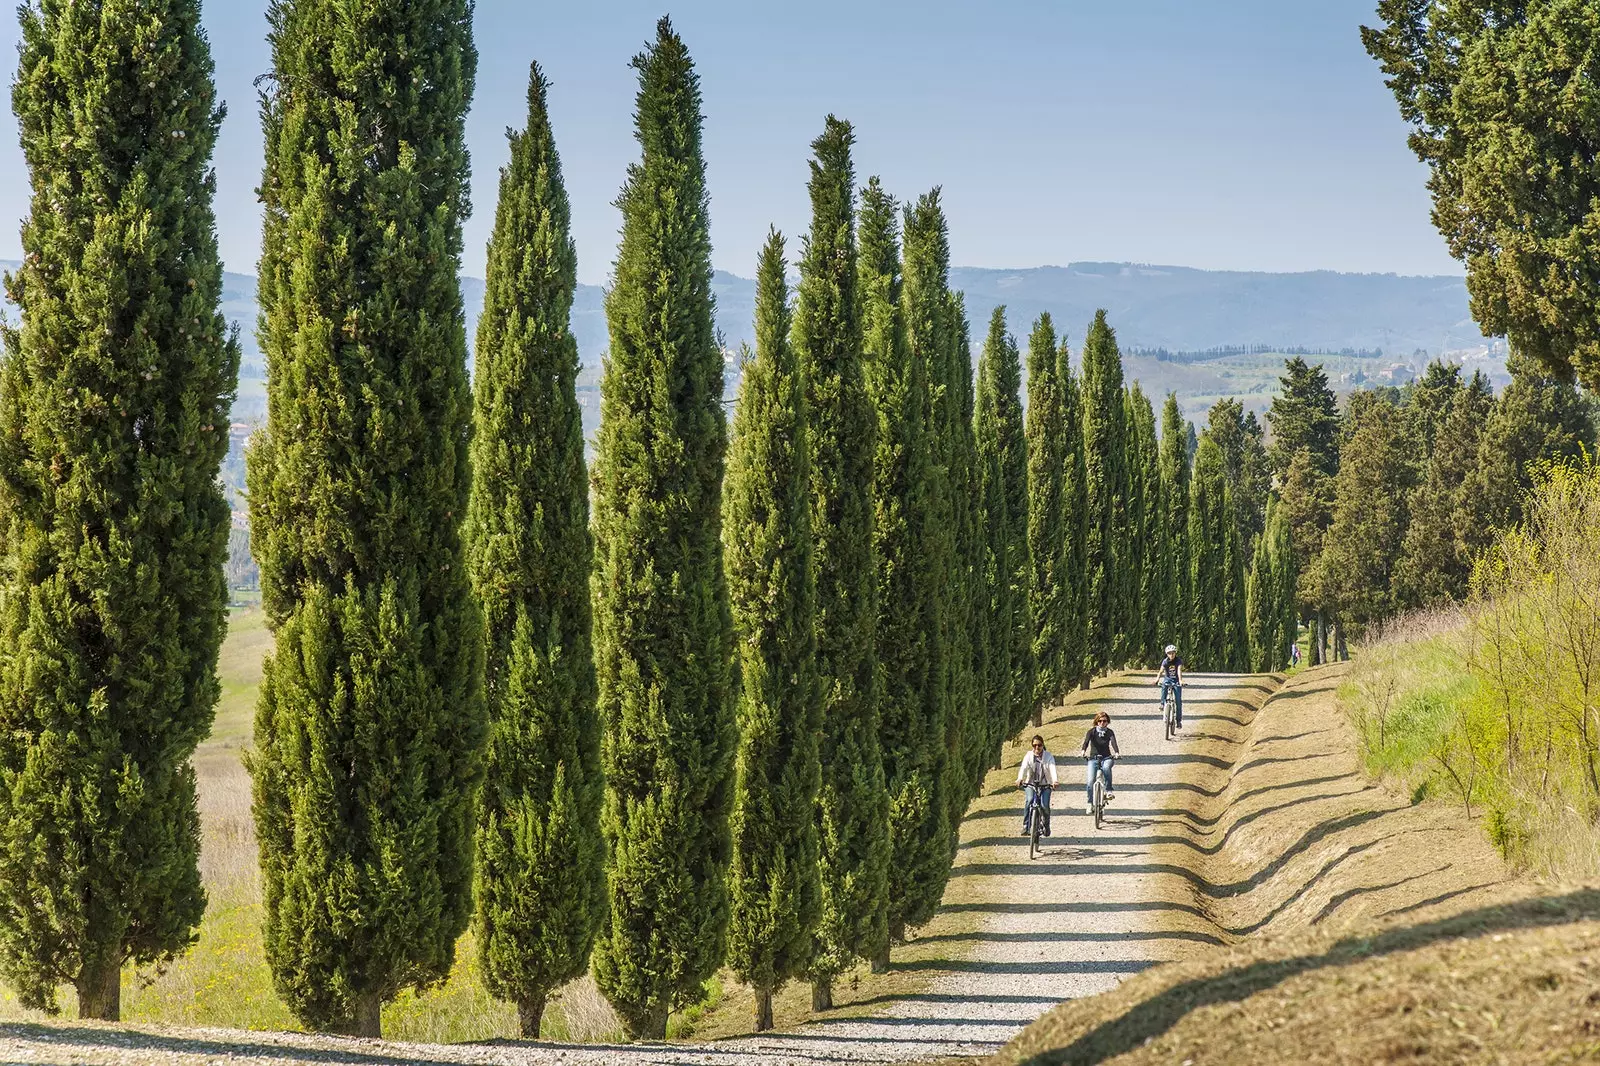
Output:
[0, 674, 1249, 1066]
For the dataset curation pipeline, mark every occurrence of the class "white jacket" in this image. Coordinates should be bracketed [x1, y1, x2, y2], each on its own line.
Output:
[1016, 749, 1058, 787]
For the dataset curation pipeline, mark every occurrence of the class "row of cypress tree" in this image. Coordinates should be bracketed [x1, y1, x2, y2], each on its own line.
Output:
[0, 2, 1294, 1041]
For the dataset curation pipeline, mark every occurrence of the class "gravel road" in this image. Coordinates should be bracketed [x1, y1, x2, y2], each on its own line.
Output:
[0, 674, 1249, 1066]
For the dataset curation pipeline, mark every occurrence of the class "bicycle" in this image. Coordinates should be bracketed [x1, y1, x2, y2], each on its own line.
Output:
[1088, 759, 1112, 830]
[1161, 682, 1179, 741]
[1026, 786, 1051, 860]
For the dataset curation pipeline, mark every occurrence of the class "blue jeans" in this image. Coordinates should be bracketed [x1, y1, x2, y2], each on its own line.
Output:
[1086, 757, 1114, 804]
[1021, 784, 1052, 836]
[1159, 677, 1183, 727]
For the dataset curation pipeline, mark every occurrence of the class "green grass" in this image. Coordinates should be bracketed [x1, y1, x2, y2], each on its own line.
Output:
[1339, 627, 1477, 783]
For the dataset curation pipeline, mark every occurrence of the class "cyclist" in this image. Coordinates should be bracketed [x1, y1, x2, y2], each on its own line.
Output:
[1080, 711, 1120, 814]
[1154, 643, 1184, 731]
[1016, 734, 1058, 837]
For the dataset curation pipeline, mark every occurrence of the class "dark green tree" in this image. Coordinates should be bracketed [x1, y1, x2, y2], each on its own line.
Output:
[860, 178, 946, 964]
[977, 308, 1031, 755]
[975, 319, 1011, 767]
[791, 119, 888, 1010]
[1159, 396, 1193, 656]
[1080, 311, 1127, 675]
[247, 0, 483, 1036]
[1317, 393, 1415, 637]
[1471, 352, 1594, 535]
[945, 292, 988, 808]
[1394, 372, 1492, 608]
[1128, 385, 1163, 666]
[0, 0, 237, 1020]
[1364, 0, 1600, 389]
[1188, 437, 1232, 669]
[1402, 360, 1464, 462]
[464, 64, 600, 1039]
[1024, 314, 1066, 718]
[1206, 398, 1271, 551]
[1267, 357, 1340, 482]
[1060, 349, 1091, 690]
[900, 190, 961, 905]
[725, 232, 822, 1033]
[590, 20, 735, 1039]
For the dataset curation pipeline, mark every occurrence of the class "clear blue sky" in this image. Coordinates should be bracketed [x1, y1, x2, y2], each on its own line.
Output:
[0, 0, 1458, 285]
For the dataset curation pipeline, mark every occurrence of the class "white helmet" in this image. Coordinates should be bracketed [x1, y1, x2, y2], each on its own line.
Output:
[1165, 644, 1178, 654]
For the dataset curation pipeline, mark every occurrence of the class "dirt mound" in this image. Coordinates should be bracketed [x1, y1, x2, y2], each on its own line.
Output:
[984, 665, 1600, 1066]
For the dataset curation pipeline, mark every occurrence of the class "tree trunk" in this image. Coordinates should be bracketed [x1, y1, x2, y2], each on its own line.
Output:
[753, 987, 775, 1032]
[1334, 622, 1348, 662]
[633, 1004, 669, 1041]
[1313, 612, 1327, 665]
[1031, 702, 1043, 728]
[517, 992, 547, 1039]
[330, 991, 383, 1038]
[812, 977, 833, 1011]
[1079, 675, 1090, 691]
[870, 945, 889, 974]
[75, 956, 121, 1022]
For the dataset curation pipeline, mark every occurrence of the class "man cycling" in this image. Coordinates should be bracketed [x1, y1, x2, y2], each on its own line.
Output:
[1154, 643, 1184, 731]
[1080, 712, 1119, 814]
[1016, 734, 1057, 837]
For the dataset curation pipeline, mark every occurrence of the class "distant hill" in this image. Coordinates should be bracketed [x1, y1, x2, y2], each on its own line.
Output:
[3, 260, 1488, 424]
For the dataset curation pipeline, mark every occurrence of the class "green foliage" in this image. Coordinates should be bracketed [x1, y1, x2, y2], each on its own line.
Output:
[1318, 392, 1416, 637]
[1205, 397, 1271, 552]
[1471, 352, 1594, 534]
[1159, 395, 1194, 654]
[860, 179, 948, 949]
[246, 0, 485, 1037]
[1246, 500, 1297, 671]
[1128, 386, 1163, 667]
[724, 232, 823, 1023]
[1059, 351, 1090, 689]
[1188, 437, 1244, 670]
[1266, 357, 1340, 482]
[464, 64, 601, 1039]
[0, 0, 237, 1018]
[1363, 0, 1600, 389]
[1024, 314, 1066, 712]
[589, 19, 735, 1040]
[1394, 372, 1493, 608]
[1080, 310, 1127, 675]
[790, 118, 889, 987]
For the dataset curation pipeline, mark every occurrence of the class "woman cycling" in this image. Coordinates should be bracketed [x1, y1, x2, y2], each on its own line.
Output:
[1080, 712, 1120, 814]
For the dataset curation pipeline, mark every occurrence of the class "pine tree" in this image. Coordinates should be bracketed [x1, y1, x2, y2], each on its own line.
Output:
[0, 0, 237, 1019]
[1267, 357, 1340, 482]
[1318, 393, 1415, 637]
[791, 119, 888, 1009]
[1159, 396, 1193, 658]
[860, 178, 946, 963]
[247, 0, 483, 1036]
[725, 232, 823, 1033]
[1060, 349, 1091, 690]
[1025, 314, 1066, 718]
[465, 64, 600, 1039]
[1081, 311, 1127, 675]
[590, 21, 735, 1039]
[1471, 351, 1594, 534]
[975, 316, 1012, 767]
[1394, 372, 1491, 607]
[1402, 360, 1464, 462]
[899, 190, 960, 917]
[1206, 398, 1271, 551]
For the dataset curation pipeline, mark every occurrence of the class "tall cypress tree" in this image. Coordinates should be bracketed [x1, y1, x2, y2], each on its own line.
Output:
[1245, 501, 1279, 673]
[725, 232, 822, 1033]
[1159, 396, 1193, 657]
[860, 178, 945, 965]
[897, 190, 957, 927]
[1471, 351, 1594, 533]
[1060, 347, 1091, 690]
[1024, 314, 1066, 721]
[465, 64, 600, 1039]
[1188, 437, 1230, 670]
[247, 0, 483, 1036]
[1266, 357, 1340, 482]
[590, 21, 735, 1039]
[1124, 385, 1162, 667]
[946, 291, 987, 809]
[976, 320, 1013, 768]
[0, 0, 236, 1020]
[791, 119, 888, 1009]
[1080, 311, 1127, 675]
[1394, 372, 1493, 606]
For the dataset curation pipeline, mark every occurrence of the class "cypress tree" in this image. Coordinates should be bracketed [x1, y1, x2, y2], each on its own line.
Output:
[1273, 502, 1299, 670]
[1117, 390, 1146, 668]
[1080, 311, 1127, 676]
[247, 0, 483, 1036]
[978, 308, 1031, 756]
[1024, 314, 1066, 720]
[946, 292, 987, 807]
[860, 178, 945, 964]
[1471, 352, 1594, 533]
[1060, 349, 1091, 690]
[898, 190, 958, 920]
[0, 0, 237, 1019]
[590, 20, 735, 1039]
[725, 232, 822, 1033]
[1159, 396, 1193, 657]
[1188, 437, 1230, 670]
[791, 119, 888, 1009]
[975, 322, 1012, 768]
[465, 64, 600, 1039]
[1266, 357, 1340, 482]
[1245, 501, 1278, 672]
[1125, 385, 1163, 666]
[1206, 398, 1271, 552]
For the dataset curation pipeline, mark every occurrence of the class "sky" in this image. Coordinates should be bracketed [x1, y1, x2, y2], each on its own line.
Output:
[0, 0, 1460, 286]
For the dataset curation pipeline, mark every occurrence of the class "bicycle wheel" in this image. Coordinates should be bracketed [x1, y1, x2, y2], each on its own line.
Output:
[1029, 808, 1041, 860]
[1092, 775, 1105, 830]
[1165, 692, 1175, 741]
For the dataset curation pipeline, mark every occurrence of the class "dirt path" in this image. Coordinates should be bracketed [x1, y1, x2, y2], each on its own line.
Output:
[0, 674, 1259, 1066]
